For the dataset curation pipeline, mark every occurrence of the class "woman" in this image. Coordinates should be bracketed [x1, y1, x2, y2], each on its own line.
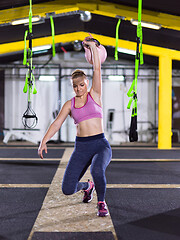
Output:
[38, 35, 112, 217]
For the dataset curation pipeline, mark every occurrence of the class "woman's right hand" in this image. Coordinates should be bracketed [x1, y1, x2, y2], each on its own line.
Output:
[82, 33, 98, 49]
[38, 142, 48, 159]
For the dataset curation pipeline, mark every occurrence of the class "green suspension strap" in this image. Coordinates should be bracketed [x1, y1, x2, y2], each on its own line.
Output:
[50, 15, 56, 57]
[127, 0, 143, 142]
[22, 0, 38, 129]
[114, 19, 121, 61]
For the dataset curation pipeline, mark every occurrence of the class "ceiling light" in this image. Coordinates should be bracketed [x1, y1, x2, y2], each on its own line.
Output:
[80, 11, 92, 22]
[130, 19, 162, 30]
[32, 45, 52, 52]
[11, 16, 41, 25]
[108, 75, 125, 81]
[39, 76, 56, 82]
[117, 47, 136, 55]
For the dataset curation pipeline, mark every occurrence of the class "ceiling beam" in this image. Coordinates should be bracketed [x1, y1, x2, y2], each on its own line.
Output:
[0, 1, 180, 32]
[0, 31, 180, 61]
[89, 3, 180, 31]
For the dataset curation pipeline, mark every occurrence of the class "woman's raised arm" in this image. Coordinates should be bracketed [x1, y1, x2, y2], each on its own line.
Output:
[83, 36, 102, 97]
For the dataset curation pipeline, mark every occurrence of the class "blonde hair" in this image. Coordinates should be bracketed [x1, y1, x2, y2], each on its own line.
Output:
[71, 69, 87, 80]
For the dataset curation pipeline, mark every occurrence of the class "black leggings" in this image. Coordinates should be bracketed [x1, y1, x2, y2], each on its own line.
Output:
[62, 133, 112, 202]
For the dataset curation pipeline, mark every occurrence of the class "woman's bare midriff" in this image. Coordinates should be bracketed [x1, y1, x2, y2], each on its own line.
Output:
[76, 118, 104, 137]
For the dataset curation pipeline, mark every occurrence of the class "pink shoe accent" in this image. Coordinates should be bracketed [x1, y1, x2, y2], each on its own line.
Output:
[97, 201, 109, 217]
[83, 180, 95, 203]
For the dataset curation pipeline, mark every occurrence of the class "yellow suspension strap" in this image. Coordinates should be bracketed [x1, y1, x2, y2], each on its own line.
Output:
[22, 0, 38, 129]
[127, 0, 144, 141]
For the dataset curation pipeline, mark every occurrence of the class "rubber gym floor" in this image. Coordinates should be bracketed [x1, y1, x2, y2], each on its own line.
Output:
[0, 143, 180, 240]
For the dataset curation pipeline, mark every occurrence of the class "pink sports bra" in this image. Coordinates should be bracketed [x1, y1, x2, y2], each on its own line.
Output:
[71, 92, 103, 124]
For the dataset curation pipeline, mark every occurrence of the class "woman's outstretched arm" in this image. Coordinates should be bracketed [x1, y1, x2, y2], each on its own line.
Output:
[38, 100, 71, 159]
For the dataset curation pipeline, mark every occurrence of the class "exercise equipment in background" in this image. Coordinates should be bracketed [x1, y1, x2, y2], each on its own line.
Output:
[22, 0, 38, 129]
[22, 1, 56, 129]
[127, 0, 144, 142]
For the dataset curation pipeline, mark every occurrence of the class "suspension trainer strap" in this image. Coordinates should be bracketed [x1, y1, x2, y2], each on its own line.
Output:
[137, 0, 143, 65]
[23, 0, 37, 99]
[50, 15, 56, 57]
[23, 70, 29, 93]
[114, 19, 121, 61]
[22, 0, 38, 129]
[29, 0, 33, 34]
[127, 0, 143, 142]
[23, 30, 28, 65]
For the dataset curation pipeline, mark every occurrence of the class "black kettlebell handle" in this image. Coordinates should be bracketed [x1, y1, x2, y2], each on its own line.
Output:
[82, 38, 100, 49]
[85, 38, 100, 46]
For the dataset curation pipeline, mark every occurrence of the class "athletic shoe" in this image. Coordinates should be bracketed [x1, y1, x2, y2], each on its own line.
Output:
[83, 180, 95, 203]
[97, 201, 109, 217]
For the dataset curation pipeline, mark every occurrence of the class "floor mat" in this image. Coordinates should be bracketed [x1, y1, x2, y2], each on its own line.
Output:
[0, 160, 60, 184]
[112, 149, 180, 159]
[106, 188, 180, 240]
[32, 232, 115, 240]
[0, 188, 48, 240]
[106, 161, 180, 184]
[0, 148, 65, 158]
